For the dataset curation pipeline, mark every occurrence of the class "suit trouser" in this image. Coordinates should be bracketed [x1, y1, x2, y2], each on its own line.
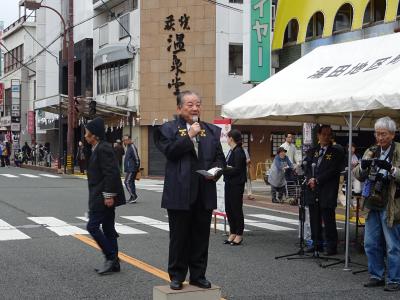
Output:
[167, 203, 213, 282]
[308, 204, 338, 250]
[124, 172, 137, 198]
[87, 208, 119, 260]
[225, 182, 245, 235]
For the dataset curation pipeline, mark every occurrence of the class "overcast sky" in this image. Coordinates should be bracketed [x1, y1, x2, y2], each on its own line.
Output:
[1, 0, 21, 29]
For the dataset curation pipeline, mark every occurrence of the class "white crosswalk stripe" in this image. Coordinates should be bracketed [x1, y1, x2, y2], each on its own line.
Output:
[0, 174, 18, 178]
[20, 174, 40, 178]
[135, 179, 164, 193]
[247, 214, 299, 226]
[28, 217, 88, 236]
[38, 174, 61, 178]
[76, 217, 147, 235]
[244, 218, 295, 231]
[121, 216, 170, 231]
[0, 219, 31, 241]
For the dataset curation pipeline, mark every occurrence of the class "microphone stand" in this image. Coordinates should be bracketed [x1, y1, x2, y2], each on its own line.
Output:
[285, 163, 340, 267]
[275, 173, 310, 259]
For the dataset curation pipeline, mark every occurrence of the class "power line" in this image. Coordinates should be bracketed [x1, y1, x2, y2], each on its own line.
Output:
[0, 0, 134, 80]
[202, 0, 243, 13]
[0, 41, 36, 74]
[22, 26, 59, 65]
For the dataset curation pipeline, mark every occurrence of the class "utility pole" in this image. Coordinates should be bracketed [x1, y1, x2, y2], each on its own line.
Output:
[67, 0, 74, 174]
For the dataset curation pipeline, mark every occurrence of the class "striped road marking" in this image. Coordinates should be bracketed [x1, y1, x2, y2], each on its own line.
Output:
[20, 174, 41, 178]
[28, 217, 87, 236]
[38, 174, 61, 178]
[76, 217, 147, 235]
[244, 218, 296, 231]
[121, 216, 170, 231]
[0, 219, 31, 241]
[247, 214, 299, 225]
[0, 174, 18, 178]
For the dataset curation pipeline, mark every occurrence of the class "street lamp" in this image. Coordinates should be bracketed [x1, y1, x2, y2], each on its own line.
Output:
[23, 0, 75, 174]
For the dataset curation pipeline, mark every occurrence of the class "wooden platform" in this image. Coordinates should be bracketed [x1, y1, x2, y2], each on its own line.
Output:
[153, 284, 221, 300]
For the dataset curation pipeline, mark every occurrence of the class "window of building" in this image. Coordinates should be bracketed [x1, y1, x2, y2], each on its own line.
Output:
[229, 44, 243, 76]
[4, 44, 23, 74]
[132, 0, 138, 10]
[229, 0, 243, 3]
[306, 11, 324, 40]
[119, 13, 130, 39]
[99, 24, 109, 47]
[333, 3, 353, 33]
[283, 19, 299, 45]
[398, 0, 400, 17]
[96, 61, 129, 95]
[363, 0, 386, 26]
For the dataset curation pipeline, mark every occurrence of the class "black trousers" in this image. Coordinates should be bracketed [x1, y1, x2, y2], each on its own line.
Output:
[87, 208, 119, 260]
[167, 203, 212, 282]
[308, 204, 338, 250]
[225, 182, 245, 235]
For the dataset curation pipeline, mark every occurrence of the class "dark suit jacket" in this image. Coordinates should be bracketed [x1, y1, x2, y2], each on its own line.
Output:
[87, 141, 126, 212]
[223, 145, 247, 185]
[305, 144, 345, 208]
[154, 117, 226, 210]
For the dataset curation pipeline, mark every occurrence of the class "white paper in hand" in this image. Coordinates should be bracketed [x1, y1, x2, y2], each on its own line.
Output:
[196, 167, 222, 177]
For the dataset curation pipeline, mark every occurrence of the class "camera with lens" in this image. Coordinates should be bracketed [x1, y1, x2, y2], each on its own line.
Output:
[361, 158, 390, 198]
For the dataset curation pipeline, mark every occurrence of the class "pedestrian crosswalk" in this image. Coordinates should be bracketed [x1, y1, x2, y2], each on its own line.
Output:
[0, 213, 300, 241]
[0, 173, 61, 179]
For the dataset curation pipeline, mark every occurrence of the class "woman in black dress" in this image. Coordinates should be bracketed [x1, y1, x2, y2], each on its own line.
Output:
[223, 129, 247, 246]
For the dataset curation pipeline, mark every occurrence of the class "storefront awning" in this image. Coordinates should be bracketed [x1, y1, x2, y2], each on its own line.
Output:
[94, 44, 134, 69]
[34, 94, 136, 118]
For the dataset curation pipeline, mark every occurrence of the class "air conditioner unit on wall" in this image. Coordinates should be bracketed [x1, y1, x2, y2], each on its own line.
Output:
[116, 95, 128, 107]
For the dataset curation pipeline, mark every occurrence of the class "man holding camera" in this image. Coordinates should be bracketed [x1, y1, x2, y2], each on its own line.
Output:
[354, 117, 400, 292]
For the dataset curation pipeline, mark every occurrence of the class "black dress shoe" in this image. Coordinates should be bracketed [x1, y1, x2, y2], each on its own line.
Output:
[189, 278, 211, 289]
[223, 240, 233, 244]
[170, 280, 183, 290]
[96, 258, 119, 275]
[384, 282, 400, 292]
[364, 278, 385, 288]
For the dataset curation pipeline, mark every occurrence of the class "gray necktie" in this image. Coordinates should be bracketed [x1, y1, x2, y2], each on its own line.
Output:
[317, 148, 325, 167]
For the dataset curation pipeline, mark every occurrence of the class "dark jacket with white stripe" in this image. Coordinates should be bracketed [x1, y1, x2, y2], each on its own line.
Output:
[124, 143, 140, 173]
[87, 141, 126, 212]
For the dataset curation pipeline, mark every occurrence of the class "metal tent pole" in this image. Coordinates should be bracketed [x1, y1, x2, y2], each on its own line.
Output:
[344, 112, 353, 271]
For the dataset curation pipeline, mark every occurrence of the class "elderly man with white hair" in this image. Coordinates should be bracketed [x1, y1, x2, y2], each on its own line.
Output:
[354, 116, 400, 292]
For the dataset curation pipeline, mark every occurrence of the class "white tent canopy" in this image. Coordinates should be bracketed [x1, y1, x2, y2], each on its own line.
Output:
[222, 33, 400, 127]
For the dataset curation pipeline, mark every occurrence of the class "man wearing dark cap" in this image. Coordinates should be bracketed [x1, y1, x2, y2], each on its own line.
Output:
[85, 117, 126, 274]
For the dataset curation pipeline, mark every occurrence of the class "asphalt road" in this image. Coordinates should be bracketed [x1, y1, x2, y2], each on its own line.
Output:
[0, 167, 397, 299]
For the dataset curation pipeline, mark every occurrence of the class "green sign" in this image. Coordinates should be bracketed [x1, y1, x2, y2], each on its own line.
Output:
[250, 0, 271, 82]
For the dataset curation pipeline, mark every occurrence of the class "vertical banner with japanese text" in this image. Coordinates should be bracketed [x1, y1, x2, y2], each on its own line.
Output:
[0, 83, 4, 112]
[250, 0, 271, 83]
[214, 119, 232, 213]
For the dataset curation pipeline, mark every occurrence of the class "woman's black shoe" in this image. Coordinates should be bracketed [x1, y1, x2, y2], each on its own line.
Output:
[230, 240, 243, 246]
[223, 240, 232, 244]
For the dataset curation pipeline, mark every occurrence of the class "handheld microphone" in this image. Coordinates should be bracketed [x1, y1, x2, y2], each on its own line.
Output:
[192, 116, 200, 143]
[311, 163, 316, 178]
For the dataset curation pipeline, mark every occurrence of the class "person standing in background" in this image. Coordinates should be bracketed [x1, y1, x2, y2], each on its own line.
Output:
[223, 129, 247, 246]
[243, 147, 255, 200]
[123, 135, 140, 204]
[76, 141, 86, 174]
[113, 139, 125, 174]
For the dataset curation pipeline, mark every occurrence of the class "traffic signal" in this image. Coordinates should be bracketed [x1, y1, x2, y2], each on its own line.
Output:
[89, 100, 96, 117]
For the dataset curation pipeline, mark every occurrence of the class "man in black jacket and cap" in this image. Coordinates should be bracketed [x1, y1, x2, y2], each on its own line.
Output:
[85, 117, 126, 275]
[154, 91, 226, 290]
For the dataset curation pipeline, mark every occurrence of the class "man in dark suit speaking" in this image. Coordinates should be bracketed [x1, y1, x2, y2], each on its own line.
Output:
[154, 91, 226, 290]
[305, 125, 345, 256]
